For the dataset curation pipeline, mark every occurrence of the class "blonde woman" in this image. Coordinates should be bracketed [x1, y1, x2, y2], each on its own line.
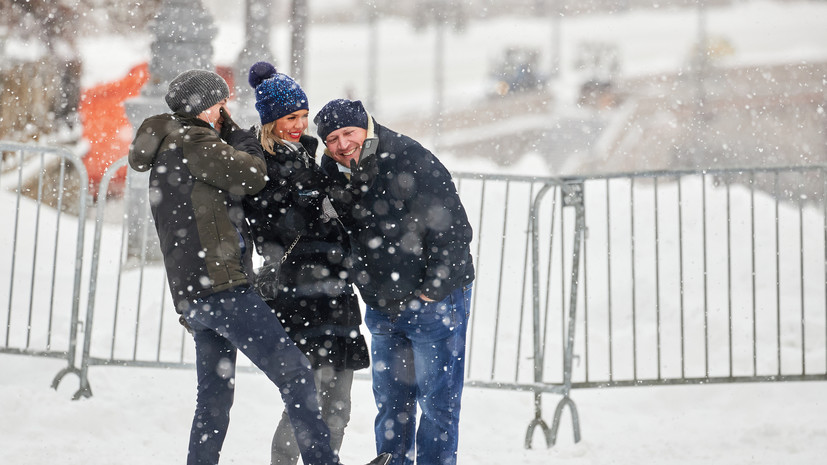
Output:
[242, 62, 370, 465]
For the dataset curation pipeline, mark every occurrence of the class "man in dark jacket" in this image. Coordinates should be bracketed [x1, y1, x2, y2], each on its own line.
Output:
[128, 70, 368, 465]
[315, 99, 475, 465]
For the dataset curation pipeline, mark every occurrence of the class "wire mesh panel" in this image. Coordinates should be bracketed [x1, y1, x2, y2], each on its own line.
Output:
[82, 161, 193, 370]
[569, 167, 827, 388]
[0, 142, 87, 386]
[455, 172, 547, 390]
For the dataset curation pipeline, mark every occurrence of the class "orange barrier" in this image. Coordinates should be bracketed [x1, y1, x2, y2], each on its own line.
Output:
[79, 63, 235, 198]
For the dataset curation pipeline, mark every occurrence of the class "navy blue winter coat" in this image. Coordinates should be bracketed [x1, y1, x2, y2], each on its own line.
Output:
[321, 122, 475, 315]
[243, 135, 369, 370]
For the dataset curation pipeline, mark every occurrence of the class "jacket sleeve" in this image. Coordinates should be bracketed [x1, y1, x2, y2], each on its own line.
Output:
[411, 153, 475, 301]
[128, 114, 181, 172]
[183, 126, 267, 195]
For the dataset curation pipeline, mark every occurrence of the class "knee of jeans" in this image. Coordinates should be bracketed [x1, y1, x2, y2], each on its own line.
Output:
[325, 410, 350, 431]
[196, 381, 235, 416]
[419, 397, 461, 427]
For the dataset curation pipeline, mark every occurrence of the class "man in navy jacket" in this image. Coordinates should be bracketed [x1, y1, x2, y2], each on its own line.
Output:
[316, 99, 475, 465]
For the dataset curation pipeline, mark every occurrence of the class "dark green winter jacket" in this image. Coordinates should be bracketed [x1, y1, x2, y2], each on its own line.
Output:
[128, 113, 267, 311]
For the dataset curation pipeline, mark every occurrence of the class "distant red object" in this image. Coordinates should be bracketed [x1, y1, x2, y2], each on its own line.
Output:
[216, 65, 235, 100]
[79, 63, 235, 198]
[79, 62, 149, 198]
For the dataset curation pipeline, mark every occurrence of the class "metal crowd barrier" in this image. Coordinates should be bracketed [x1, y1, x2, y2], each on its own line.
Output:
[517, 166, 827, 447]
[0, 142, 88, 392]
[3, 141, 826, 449]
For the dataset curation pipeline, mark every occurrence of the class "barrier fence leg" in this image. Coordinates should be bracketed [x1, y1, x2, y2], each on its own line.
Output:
[51, 364, 92, 400]
[51, 320, 84, 394]
[72, 374, 93, 400]
[50, 364, 81, 391]
[525, 391, 551, 449]
[549, 394, 581, 446]
[549, 182, 585, 446]
[525, 391, 582, 449]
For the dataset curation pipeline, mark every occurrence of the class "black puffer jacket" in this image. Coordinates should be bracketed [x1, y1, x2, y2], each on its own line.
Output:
[321, 121, 475, 315]
[128, 113, 266, 311]
[243, 134, 369, 371]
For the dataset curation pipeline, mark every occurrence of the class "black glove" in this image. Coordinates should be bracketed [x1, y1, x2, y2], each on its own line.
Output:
[218, 107, 242, 141]
[288, 163, 331, 214]
[290, 164, 321, 191]
[348, 146, 378, 194]
[253, 261, 282, 301]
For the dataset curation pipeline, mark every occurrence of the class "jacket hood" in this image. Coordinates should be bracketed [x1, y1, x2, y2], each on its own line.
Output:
[128, 114, 185, 172]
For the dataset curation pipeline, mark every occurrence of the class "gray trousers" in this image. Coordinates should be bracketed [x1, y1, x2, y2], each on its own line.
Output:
[271, 367, 355, 465]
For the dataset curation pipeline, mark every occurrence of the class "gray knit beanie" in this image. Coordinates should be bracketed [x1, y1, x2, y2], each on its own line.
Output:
[164, 69, 230, 116]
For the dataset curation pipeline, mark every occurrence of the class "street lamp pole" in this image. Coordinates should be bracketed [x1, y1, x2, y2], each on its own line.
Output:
[434, 10, 445, 150]
[693, 0, 708, 167]
[235, 0, 275, 127]
[366, 3, 379, 111]
[550, 0, 561, 78]
[291, 0, 309, 84]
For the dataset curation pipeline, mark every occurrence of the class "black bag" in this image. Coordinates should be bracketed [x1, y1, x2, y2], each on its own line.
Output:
[253, 235, 301, 301]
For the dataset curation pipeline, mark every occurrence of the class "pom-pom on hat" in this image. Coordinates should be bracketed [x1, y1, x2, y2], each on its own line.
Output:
[165, 69, 229, 116]
[314, 99, 368, 143]
[248, 61, 309, 125]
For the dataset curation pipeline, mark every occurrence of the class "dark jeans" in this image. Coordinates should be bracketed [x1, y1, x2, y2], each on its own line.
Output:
[182, 286, 339, 465]
[364, 284, 473, 465]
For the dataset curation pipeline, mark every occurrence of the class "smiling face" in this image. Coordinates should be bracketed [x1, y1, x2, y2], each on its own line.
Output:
[324, 126, 368, 167]
[272, 109, 309, 143]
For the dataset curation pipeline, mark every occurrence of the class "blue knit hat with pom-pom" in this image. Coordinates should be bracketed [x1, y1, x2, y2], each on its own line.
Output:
[248, 61, 309, 125]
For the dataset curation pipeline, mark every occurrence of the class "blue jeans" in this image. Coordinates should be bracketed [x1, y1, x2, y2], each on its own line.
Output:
[365, 284, 473, 465]
[182, 286, 339, 465]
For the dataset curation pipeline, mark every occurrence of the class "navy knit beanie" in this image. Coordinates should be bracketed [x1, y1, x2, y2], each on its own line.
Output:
[248, 61, 309, 125]
[314, 99, 368, 142]
[165, 69, 229, 116]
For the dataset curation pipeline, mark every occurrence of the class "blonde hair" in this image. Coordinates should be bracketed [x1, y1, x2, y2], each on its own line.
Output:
[259, 120, 309, 155]
[259, 121, 283, 155]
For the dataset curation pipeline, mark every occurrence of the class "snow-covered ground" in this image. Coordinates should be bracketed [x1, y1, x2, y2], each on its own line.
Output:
[2, 351, 825, 464]
[3, 1, 827, 464]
